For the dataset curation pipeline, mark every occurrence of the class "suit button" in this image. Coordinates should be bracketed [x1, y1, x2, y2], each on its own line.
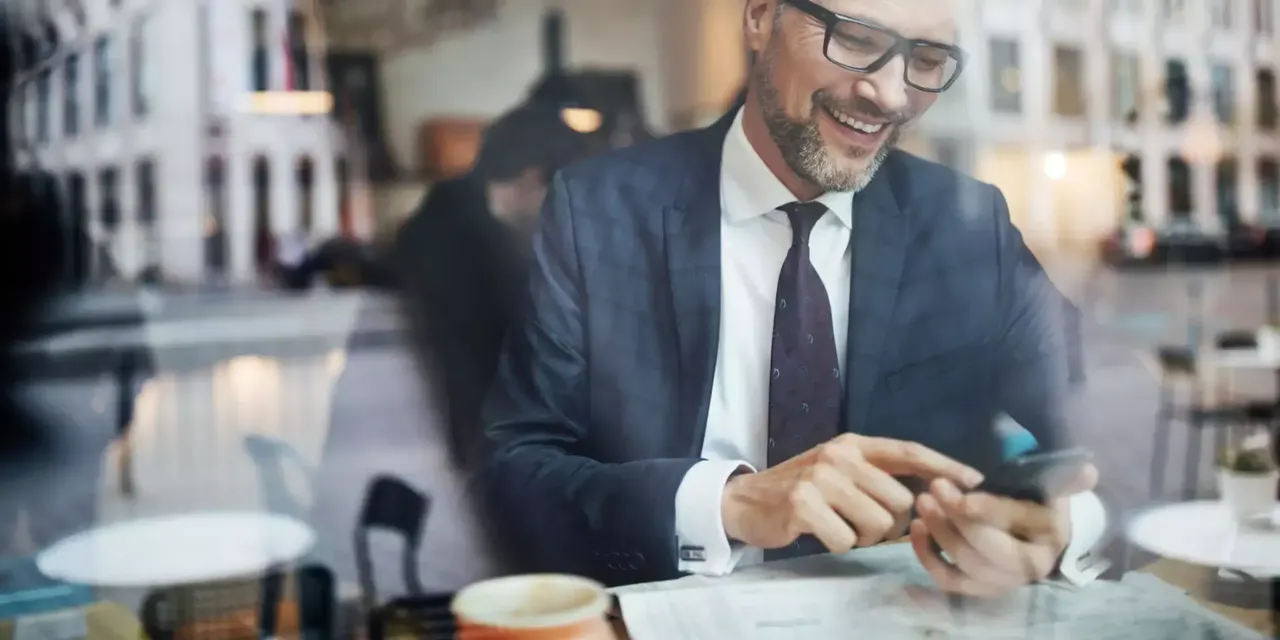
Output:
[768, 438, 776, 449]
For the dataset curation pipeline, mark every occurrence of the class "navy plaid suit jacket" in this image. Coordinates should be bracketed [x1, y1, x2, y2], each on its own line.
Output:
[480, 113, 1077, 587]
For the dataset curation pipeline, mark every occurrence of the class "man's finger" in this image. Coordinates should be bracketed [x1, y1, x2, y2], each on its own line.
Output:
[813, 465, 896, 546]
[791, 482, 858, 553]
[957, 490, 1061, 538]
[858, 437, 984, 488]
[908, 520, 1006, 598]
[1059, 463, 1099, 497]
[848, 460, 916, 516]
[917, 494, 1025, 588]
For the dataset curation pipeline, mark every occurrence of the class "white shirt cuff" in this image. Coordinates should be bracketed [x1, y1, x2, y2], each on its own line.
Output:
[674, 460, 755, 575]
[1056, 490, 1109, 586]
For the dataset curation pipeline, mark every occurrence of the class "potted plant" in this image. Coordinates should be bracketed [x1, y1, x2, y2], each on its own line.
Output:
[1217, 446, 1279, 522]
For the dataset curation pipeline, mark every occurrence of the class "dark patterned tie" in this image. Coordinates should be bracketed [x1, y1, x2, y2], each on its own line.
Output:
[765, 201, 843, 561]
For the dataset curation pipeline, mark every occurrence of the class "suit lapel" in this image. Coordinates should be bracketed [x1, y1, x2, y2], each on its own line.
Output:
[666, 115, 733, 456]
[844, 160, 909, 437]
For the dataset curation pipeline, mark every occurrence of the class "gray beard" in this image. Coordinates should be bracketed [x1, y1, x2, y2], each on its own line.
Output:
[754, 53, 901, 193]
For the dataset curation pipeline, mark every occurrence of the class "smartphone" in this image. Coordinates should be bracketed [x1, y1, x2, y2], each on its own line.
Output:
[972, 447, 1094, 505]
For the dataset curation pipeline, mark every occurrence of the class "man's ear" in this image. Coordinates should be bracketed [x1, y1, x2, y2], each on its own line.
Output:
[743, 0, 777, 56]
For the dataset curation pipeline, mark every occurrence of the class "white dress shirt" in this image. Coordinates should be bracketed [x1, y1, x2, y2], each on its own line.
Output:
[672, 109, 1108, 583]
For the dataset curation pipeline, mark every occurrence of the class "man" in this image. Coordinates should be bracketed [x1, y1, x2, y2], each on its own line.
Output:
[481, 0, 1106, 594]
[395, 103, 588, 471]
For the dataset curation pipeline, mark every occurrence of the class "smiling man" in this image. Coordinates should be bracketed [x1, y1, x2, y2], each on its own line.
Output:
[480, 0, 1107, 594]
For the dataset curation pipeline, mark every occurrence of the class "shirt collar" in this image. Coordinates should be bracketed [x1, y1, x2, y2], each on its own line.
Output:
[720, 108, 855, 228]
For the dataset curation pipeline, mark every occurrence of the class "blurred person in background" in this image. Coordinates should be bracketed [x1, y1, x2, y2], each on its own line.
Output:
[394, 102, 589, 473]
[480, 0, 1105, 592]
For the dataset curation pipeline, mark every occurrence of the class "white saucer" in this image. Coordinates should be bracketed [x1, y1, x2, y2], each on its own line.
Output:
[1127, 501, 1280, 575]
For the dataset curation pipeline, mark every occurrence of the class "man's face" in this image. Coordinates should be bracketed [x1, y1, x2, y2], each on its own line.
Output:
[746, 0, 957, 192]
[487, 168, 548, 223]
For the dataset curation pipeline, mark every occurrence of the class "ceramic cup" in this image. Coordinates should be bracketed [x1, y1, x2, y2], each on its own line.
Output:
[452, 573, 616, 640]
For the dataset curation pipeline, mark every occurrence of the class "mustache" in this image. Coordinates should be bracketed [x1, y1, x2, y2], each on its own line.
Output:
[813, 93, 911, 125]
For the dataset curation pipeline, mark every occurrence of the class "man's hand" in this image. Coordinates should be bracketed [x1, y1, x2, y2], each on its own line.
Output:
[720, 434, 984, 553]
[909, 464, 1099, 597]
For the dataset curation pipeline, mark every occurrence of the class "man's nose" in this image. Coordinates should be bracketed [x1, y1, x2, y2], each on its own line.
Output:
[854, 55, 910, 117]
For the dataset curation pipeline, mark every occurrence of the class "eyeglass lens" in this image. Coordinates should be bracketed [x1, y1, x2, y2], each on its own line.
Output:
[826, 20, 960, 90]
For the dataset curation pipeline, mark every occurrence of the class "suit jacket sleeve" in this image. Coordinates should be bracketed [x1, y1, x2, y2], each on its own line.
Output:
[478, 172, 701, 586]
[989, 186, 1077, 452]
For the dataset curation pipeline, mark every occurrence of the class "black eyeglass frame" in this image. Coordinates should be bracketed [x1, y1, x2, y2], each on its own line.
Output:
[781, 0, 968, 93]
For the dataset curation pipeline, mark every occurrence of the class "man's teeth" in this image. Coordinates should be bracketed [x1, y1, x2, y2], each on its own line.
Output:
[828, 107, 884, 134]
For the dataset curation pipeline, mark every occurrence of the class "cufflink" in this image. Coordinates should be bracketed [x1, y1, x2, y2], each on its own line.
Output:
[678, 545, 707, 562]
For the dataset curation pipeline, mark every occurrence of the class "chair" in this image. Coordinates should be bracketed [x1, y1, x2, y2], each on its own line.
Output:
[243, 433, 319, 634]
[242, 434, 313, 521]
[140, 564, 334, 640]
[353, 475, 433, 639]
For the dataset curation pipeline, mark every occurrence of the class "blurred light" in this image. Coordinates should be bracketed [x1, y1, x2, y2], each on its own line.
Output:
[1129, 227, 1157, 257]
[1043, 152, 1066, 180]
[243, 91, 333, 115]
[561, 107, 602, 133]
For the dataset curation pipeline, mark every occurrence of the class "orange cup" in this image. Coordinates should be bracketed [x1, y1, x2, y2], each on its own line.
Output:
[451, 574, 616, 640]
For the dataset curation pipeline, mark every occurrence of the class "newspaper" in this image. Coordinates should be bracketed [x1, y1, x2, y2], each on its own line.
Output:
[612, 544, 1266, 639]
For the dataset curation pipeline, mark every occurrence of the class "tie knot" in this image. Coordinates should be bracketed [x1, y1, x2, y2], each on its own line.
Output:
[777, 201, 829, 246]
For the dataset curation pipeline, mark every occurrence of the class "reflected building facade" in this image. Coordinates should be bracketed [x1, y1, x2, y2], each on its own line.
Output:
[6, 0, 369, 285]
[906, 0, 1280, 253]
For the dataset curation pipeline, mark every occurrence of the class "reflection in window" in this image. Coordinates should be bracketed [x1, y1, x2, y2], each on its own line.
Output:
[1165, 60, 1191, 124]
[296, 156, 314, 232]
[336, 157, 351, 236]
[1258, 69, 1277, 129]
[1168, 157, 1192, 220]
[64, 53, 79, 136]
[1112, 52, 1140, 123]
[988, 39, 1021, 113]
[253, 156, 272, 269]
[94, 36, 111, 126]
[36, 68, 50, 141]
[137, 159, 159, 265]
[1259, 158, 1280, 221]
[204, 157, 228, 275]
[1052, 46, 1085, 117]
[1211, 0, 1234, 28]
[99, 167, 120, 230]
[1258, 0, 1276, 34]
[251, 9, 269, 92]
[288, 11, 310, 91]
[131, 16, 149, 116]
[1211, 63, 1234, 124]
[1215, 157, 1238, 227]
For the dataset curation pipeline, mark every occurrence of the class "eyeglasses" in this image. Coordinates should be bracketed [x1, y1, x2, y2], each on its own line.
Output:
[781, 0, 967, 93]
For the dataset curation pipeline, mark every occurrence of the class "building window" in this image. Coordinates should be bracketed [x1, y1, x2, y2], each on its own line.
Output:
[131, 16, 149, 116]
[988, 39, 1021, 113]
[1168, 157, 1192, 219]
[1052, 45, 1085, 117]
[136, 159, 159, 266]
[1163, 0, 1188, 22]
[1259, 158, 1280, 221]
[1258, 0, 1276, 34]
[252, 156, 272, 268]
[1112, 51, 1141, 123]
[99, 167, 120, 230]
[288, 11, 310, 90]
[36, 68, 50, 141]
[1259, 69, 1277, 128]
[94, 36, 111, 126]
[63, 53, 79, 137]
[1211, 63, 1234, 124]
[204, 157, 228, 274]
[1216, 157, 1239, 226]
[1165, 59, 1191, 124]
[336, 157, 352, 236]
[1211, 0, 1234, 29]
[296, 156, 314, 232]
[251, 9, 269, 92]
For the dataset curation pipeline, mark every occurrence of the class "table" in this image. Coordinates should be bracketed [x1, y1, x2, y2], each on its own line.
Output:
[1128, 501, 1279, 636]
[0, 602, 140, 640]
[36, 512, 315, 588]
